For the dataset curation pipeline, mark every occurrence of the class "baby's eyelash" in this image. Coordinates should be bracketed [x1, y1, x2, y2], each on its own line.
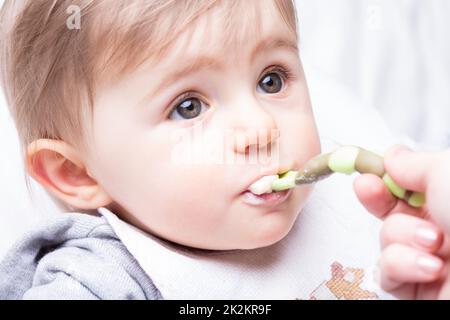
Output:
[172, 92, 197, 106]
[262, 64, 296, 82]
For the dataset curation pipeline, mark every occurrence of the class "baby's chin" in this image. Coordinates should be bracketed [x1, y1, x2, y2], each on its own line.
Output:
[238, 186, 312, 250]
[177, 205, 303, 251]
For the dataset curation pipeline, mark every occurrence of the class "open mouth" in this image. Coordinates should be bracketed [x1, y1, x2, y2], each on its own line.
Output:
[247, 170, 298, 195]
[248, 175, 279, 195]
[241, 171, 297, 207]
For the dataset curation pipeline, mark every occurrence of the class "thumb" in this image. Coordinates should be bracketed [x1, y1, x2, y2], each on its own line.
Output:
[385, 145, 450, 235]
[384, 145, 439, 193]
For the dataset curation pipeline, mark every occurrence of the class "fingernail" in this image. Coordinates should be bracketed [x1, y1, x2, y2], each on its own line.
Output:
[416, 256, 442, 273]
[415, 227, 439, 248]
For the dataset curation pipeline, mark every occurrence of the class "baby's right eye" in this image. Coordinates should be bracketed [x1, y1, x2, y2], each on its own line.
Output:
[168, 94, 210, 121]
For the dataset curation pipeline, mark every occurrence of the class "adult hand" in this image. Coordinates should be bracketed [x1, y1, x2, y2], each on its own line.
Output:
[354, 145, 450, 299]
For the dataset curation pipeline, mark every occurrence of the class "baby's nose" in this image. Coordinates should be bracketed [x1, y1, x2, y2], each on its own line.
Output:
[232, 127, 280, 154]
[230, 105, 279, 154]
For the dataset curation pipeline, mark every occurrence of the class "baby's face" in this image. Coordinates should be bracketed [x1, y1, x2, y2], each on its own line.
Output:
[85, 2, 320, 250]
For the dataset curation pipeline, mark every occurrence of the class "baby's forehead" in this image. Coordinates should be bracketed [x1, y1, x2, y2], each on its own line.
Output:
[146, 2, 297, 69]
[95, 0, 297, 87]
[146, 35, 298, 95]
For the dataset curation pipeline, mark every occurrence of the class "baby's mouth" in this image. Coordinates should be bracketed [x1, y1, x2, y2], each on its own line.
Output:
[247, 175, 279, 195]
[241, 171, 298, 207]
[247, 170, 299, 195]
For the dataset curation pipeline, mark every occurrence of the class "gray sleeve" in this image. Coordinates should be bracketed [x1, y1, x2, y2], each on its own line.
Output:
[23, 272, 100, 300]
[0, 214, 162, 300]
[22, 235, 159, 300]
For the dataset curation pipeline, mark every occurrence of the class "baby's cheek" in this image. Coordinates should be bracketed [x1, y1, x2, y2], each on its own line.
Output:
[283, 117, 320, 161]
[148, 159, 227, 219]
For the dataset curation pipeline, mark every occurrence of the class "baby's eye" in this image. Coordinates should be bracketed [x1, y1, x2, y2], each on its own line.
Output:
[168, 95, 209, 121]
[257, 71, 284, 94]
[257, 66, 292, 95]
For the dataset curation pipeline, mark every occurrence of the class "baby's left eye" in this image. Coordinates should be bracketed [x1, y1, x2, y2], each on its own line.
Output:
[257, 69, 287, 94]
[257, 73, 283, 94]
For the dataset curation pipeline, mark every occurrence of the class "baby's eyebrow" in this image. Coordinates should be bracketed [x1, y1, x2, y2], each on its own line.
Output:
[154, 56, 223, 94]
[249, 36, 299, 61]
[153, 36, 298, 94]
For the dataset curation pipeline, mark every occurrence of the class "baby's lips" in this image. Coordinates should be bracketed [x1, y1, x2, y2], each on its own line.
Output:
[248, 175, 279, 195]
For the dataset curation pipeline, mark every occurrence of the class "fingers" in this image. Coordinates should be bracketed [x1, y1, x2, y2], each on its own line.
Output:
[379, 243, 444, 292]
[354, 174, 425, 219]
[383, 145, 440, 193]
[380, 214, 446, 255]
[379, 214, 449, 293]
[354, 174, 396, 218]
[426, 164, 450, 235]
[385, 145, 450, 235]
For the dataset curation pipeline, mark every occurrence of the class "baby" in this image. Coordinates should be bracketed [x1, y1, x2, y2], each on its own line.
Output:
[2, 0, 444, 300]
[0, 0, 322, 299]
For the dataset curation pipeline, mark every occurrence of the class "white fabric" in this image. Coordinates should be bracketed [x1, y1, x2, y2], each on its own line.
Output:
[98, 72, 399, 300]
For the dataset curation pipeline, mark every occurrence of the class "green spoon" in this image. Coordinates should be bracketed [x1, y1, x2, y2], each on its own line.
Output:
[270, 146, 426, 208]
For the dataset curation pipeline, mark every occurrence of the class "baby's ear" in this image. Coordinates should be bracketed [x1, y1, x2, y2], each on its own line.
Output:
[26, 139, 112, 210]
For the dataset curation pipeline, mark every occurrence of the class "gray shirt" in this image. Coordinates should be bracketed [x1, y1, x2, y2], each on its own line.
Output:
[0, 212, 163, 300]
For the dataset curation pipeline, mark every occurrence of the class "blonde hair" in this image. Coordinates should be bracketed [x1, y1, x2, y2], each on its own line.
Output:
[0, 0, 297, 157]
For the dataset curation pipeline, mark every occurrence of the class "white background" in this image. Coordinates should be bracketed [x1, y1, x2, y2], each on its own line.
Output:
[296, 0, 450, 149]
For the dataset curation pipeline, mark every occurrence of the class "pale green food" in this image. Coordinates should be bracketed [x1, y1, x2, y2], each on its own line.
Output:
[271, 170, 298, 192]
[248, 175, 278, 195]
